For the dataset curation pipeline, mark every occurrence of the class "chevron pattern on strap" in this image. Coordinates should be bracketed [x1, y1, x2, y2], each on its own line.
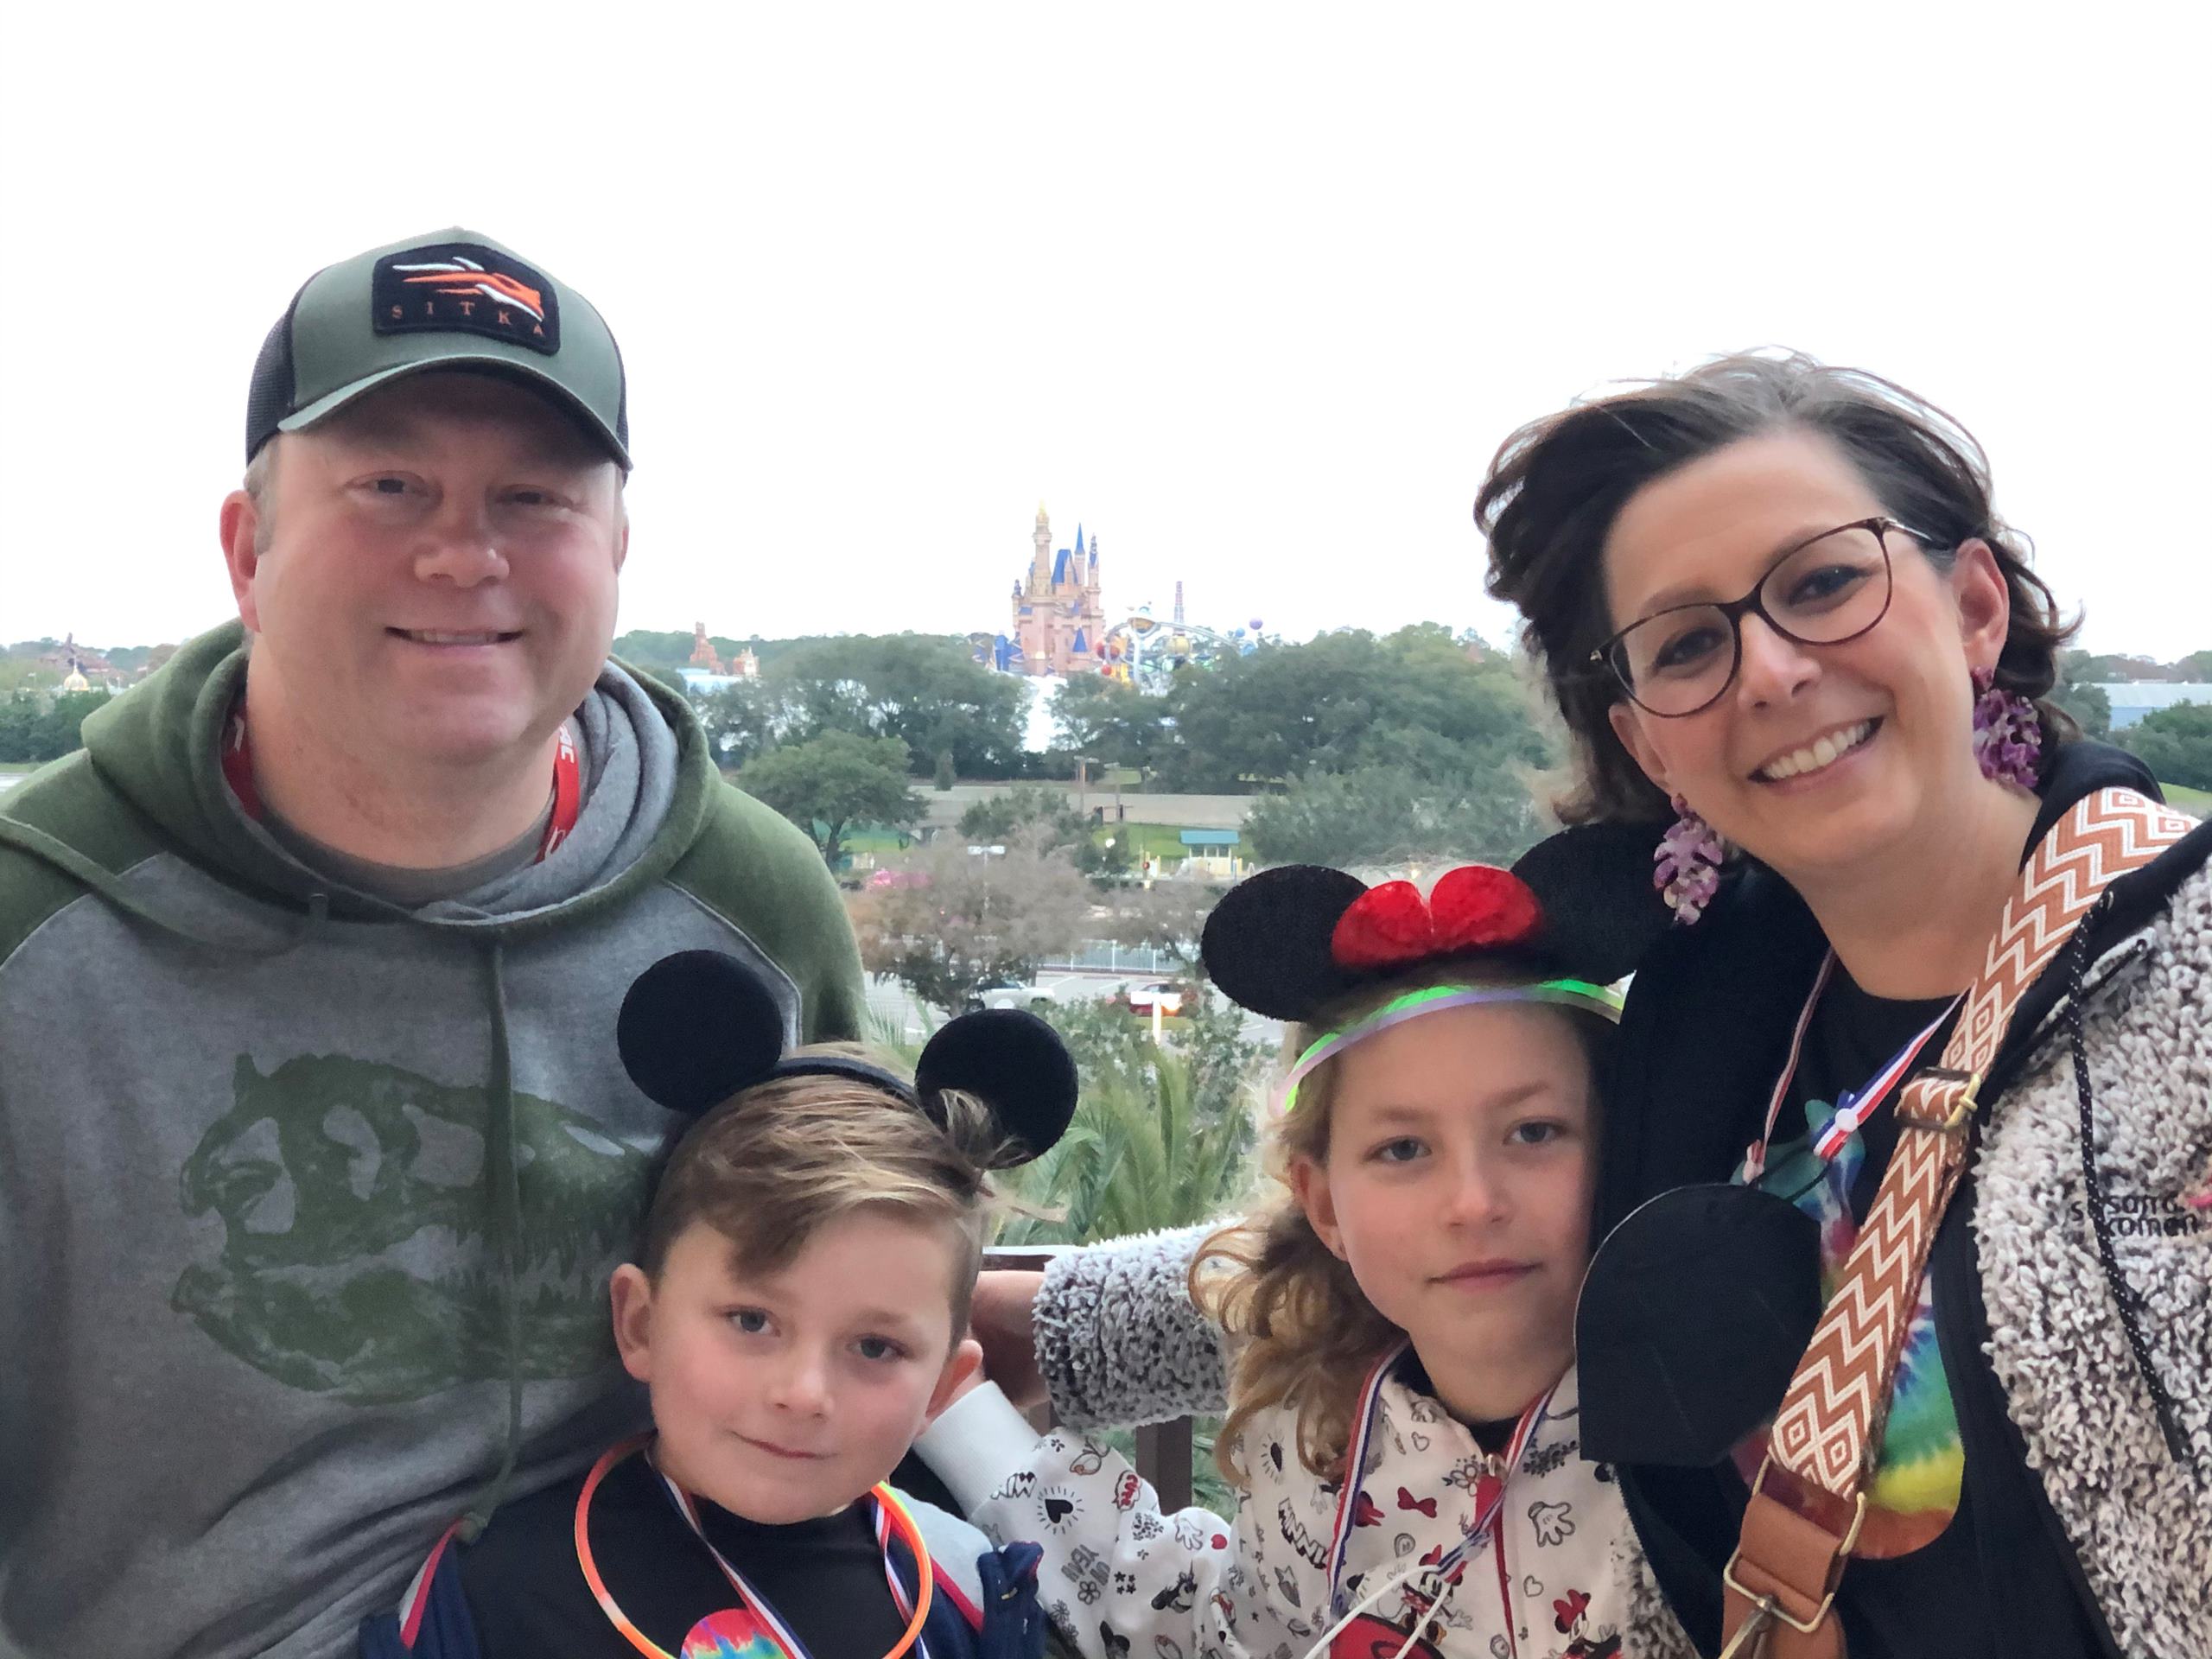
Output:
[1768, 788, 2193, 1498]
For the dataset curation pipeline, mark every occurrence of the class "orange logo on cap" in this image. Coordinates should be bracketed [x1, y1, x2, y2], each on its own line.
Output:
[389, 255, 546, 321]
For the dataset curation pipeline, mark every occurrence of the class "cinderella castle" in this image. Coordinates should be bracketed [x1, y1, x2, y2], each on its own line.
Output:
[997, 505, 1108, 677]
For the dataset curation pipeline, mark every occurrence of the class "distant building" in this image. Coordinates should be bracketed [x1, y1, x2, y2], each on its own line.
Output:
[1004, 505, 1108, 677]
[2094, 683, 2212, 729]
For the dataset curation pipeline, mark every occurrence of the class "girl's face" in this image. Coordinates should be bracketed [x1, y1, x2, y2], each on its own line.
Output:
[1292, 1001, 1595, 1416]
[1599, 428, 2013, 890]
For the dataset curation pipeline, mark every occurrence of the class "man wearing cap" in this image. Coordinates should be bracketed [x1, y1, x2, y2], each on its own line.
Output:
[0, 231, 867, 1658]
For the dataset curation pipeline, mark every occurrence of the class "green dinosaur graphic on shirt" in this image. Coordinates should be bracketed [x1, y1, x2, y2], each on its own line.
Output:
[173, 1053, 658, 1402]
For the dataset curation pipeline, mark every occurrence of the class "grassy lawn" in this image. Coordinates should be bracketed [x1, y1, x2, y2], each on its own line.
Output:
[0, 761, 39, 775]
[2163, 781, 2211, 814]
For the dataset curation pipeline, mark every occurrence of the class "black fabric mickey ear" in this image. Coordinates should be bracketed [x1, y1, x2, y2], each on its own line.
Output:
[618, 950, 790, 1116]
[1510, 822, 1675, 986]
[915, 1008, 1078, 1165]
[1199, 864, 1370, 1022]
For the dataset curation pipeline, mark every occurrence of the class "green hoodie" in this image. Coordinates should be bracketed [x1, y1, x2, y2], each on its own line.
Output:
[0, 623, 867, 1659]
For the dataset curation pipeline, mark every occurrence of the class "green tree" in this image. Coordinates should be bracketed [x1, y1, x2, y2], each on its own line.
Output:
[774, 635, 1028, 778]
[1052, 675, 1168, 786]
[1245, 764, 1543, 868]
[849, 840, 1094, 1013]
[957, 785, 1132, 878]
[995, 1014, 1260, 1249]
[2119, 701, 2212, 791]
[2051, 652, 2112, 739]
[736, 732, 922, 867]
[695, 679, 780, 770]
[1156, 625, 1552, 792]
[2175, 650, 2212, 681]
[933, 749, 957, 791]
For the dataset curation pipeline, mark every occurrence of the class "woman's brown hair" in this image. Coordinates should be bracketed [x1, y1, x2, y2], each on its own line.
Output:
[1476, 350, 2079, 825]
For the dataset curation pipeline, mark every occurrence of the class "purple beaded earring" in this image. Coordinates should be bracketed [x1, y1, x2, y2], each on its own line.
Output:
[1972, 667, 2042, 791]
[1654, 795, 1726, 925]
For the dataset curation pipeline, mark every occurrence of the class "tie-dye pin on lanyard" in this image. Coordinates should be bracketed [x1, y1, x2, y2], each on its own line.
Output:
[574, 1434, 935, 1659]
[1274, 980, 1626, 1117]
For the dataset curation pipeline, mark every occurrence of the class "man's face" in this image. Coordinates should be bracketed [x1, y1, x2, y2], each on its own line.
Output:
[224, 371, 627, 773]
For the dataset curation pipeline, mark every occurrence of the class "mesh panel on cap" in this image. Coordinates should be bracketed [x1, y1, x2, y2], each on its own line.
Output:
[244, 285, 308, 461]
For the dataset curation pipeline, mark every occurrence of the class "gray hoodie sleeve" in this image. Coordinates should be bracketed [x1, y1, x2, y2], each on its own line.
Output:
[1034, 1225, 1230, 1427]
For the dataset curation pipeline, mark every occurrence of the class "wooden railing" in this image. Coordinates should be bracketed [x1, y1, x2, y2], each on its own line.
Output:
[983, 1247, 1197, 1512]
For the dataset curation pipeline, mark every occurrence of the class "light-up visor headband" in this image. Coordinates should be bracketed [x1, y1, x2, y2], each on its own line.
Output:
[1274, 979, 1625, 1116]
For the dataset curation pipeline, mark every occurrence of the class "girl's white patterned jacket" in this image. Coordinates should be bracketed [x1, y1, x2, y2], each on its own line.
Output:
[920, 1357, 1660, 1659]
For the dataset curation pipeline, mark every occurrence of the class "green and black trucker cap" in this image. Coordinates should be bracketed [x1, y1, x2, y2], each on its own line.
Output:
[245, 227, 629, 468]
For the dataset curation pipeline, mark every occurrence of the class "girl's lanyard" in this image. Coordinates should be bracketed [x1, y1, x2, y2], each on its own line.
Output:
[1738, 953, 1961, 1182]
[574, 1436, 935, 1659]
[1323, 1343, 1557, 1618]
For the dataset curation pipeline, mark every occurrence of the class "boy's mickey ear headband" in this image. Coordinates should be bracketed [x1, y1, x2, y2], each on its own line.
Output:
[615, 950, 1078, 1166]
[1198, 822, 1674, 1024]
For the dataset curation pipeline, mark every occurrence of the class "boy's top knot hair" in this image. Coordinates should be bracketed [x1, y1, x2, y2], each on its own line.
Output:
[616, 949, 1077, 1166]
[1199, 822, 1674, 1025]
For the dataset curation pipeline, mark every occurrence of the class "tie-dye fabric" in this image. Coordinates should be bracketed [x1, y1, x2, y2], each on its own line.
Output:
[1734, 1097, 1963, 1554]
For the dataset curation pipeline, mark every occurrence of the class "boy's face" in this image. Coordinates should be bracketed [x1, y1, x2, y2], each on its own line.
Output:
[611, 1209, 980, 1524]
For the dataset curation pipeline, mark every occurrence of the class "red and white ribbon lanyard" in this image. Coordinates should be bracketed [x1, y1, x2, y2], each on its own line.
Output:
[1738, 953, 1961, 1180]
[1324, 1341, 1558, 1618]
[571, 1436, 936, 1659]
[219, 707, 582, 862]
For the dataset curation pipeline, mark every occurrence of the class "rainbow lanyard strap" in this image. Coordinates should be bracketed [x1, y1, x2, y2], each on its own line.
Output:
[1277, 979, 1625, 1116]
[574, 1435, 936, 1659]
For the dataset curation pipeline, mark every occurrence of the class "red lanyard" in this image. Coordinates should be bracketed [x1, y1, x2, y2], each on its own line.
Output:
[1323, 1342, 1558, 1618]
[574, 1435, 935, 1659]
[220, 709, 582, 863]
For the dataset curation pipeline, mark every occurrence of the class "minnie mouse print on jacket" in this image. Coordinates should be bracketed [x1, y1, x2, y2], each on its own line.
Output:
[919, 1357, 1648, 1659]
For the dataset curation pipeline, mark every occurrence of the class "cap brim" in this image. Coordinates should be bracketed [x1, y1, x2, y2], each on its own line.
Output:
[278, 355, 632, 470]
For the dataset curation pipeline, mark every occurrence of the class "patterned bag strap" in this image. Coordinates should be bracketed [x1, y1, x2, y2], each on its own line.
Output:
[1718, 787, 2196, 1659]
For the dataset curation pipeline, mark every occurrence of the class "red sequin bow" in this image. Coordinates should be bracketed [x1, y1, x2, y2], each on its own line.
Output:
[1329, 865, 1543, 970]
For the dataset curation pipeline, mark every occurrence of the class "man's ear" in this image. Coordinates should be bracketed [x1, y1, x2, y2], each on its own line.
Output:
[609, 1262, 656, 1384]
[1289, 1154, 1348, 1262]
[1948, 537, 2013, 677]
[220, 491, 264, 633]
[925, 1336, 985, 1421]
[1608, 701, 1671, 798]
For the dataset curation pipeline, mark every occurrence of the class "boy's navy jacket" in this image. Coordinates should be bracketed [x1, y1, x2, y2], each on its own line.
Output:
[359, 1451, 1046, 1659]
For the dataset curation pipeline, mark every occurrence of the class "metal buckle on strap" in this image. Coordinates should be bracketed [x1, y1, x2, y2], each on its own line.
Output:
[1721, 1456, 1867, 1640]
[1898, 1065, 1982, 1135]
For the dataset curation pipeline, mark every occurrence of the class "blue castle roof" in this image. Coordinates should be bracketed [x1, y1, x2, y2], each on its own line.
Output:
[1052, 548, 1072, 583]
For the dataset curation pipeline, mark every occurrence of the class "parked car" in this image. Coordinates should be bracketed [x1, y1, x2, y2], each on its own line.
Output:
[1119, 979, 1192, 1016]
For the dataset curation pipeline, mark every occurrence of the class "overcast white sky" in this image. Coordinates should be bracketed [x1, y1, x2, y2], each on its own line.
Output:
[3, 3, 2207, 660]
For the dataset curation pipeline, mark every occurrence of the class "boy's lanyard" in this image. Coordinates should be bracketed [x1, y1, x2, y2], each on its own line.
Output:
[1323, 1342, 1558, 1618]
[1738, 954, 1961, 1181]
[573, 1435, 935, 1659]
[219, 707, 583, 861]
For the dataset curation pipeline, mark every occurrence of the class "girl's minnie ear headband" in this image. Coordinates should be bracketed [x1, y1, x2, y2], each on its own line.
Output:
[614, 950, 1078, 1166]
[1199, 822, 1674, 1025]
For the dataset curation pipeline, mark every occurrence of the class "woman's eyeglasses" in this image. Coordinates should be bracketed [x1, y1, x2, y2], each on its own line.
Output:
[1590, 517, 1925, 718]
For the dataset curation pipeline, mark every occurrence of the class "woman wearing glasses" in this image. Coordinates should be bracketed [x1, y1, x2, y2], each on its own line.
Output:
[963, 354, 2209, 1659]
[1477, 353, 2209, 1659]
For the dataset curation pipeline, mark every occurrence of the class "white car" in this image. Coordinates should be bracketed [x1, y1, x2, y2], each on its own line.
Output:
[1122, 980, 1188, 1015]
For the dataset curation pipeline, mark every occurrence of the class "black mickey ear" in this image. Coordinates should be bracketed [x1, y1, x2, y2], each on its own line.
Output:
[1510, 822, 1675, 987]
[915, 1008, 1079, 1165]
[618, 950, 791, 1116]
[1199, 864, 1370, 1022]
